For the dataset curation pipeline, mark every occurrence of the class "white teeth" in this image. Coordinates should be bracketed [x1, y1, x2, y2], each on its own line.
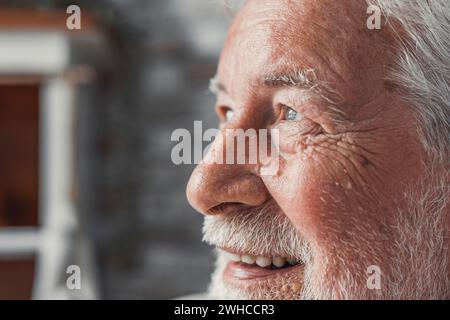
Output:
[223, 251, 241, 262]
[256, 256, 271, 268]
[242, 255, 256, 264]
[272, 256, 285, 268]
[220, 249, 297, 268]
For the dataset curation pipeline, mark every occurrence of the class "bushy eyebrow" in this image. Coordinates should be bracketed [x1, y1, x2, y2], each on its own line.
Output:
[210, 68, 342, 104]
[263, 68, 320, 90]
[209, 67, 346, 122]
[262, 68, 343, 106]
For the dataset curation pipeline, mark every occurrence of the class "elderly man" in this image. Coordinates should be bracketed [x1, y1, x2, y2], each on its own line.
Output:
[186, 0, 449, 299]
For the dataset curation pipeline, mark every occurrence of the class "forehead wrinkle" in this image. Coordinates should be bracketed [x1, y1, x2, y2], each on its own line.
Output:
[230, 7, 347, 104]
[217, 1, 352, 121]
[231, 0, 304, 51]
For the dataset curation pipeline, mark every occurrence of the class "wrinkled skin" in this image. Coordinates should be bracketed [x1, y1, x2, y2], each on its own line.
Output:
[186, 0, 449, 299]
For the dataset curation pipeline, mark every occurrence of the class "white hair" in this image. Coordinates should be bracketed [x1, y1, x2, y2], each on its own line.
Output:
[367, 0, 450, 163]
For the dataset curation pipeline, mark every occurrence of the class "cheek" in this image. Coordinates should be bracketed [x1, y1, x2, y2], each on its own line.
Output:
[262, 150, 372, 247]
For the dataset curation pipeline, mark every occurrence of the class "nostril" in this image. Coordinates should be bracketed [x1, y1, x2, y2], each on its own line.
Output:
[207, 202, 248, 216]
[187, 163, 270, 216]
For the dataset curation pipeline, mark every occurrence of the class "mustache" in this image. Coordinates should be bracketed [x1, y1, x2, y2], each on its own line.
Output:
[202, 200, 312, 260]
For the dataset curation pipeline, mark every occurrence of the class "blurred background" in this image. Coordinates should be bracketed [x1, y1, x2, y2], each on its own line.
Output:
[0, 0, 240, 299]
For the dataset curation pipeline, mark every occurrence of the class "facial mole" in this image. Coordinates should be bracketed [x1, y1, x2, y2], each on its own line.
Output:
[361, 157, 370, 168]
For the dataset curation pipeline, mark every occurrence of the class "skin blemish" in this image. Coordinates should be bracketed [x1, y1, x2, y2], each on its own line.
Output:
[361, 157, 370, 168]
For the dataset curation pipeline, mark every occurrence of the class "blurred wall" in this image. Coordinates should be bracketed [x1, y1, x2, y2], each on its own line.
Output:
[2, 0, 233, 299]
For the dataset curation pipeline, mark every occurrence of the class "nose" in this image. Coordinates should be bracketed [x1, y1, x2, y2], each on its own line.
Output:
[186, 130, 270, 216]
[186, 163, 269, 215]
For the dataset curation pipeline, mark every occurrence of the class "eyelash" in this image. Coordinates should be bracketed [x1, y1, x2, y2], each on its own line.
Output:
[217, 105, 305, 123]
[279, 104, 304, 122]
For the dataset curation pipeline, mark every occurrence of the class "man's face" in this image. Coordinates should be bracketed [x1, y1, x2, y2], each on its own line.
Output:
[186, 0, 449, 299]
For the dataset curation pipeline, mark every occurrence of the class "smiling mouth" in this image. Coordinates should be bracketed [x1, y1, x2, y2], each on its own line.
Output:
[219, 248, 304, 281]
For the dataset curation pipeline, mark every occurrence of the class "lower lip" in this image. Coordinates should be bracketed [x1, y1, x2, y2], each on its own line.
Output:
[224, 260, 304, 284]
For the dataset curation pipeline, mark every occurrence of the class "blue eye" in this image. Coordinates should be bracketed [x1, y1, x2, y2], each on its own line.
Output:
[284, 106, 304, 121]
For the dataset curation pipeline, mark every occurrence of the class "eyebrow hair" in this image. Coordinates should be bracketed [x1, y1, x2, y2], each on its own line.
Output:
[209, 69, 348, 124]
[263, 68, 343, 106]
[210, 72, 317, 95]
[209, 67, 344, 108]
[263, 68, 319, 90]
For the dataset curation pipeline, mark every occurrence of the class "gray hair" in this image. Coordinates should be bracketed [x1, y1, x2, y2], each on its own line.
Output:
[368, 0, 450, 163]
